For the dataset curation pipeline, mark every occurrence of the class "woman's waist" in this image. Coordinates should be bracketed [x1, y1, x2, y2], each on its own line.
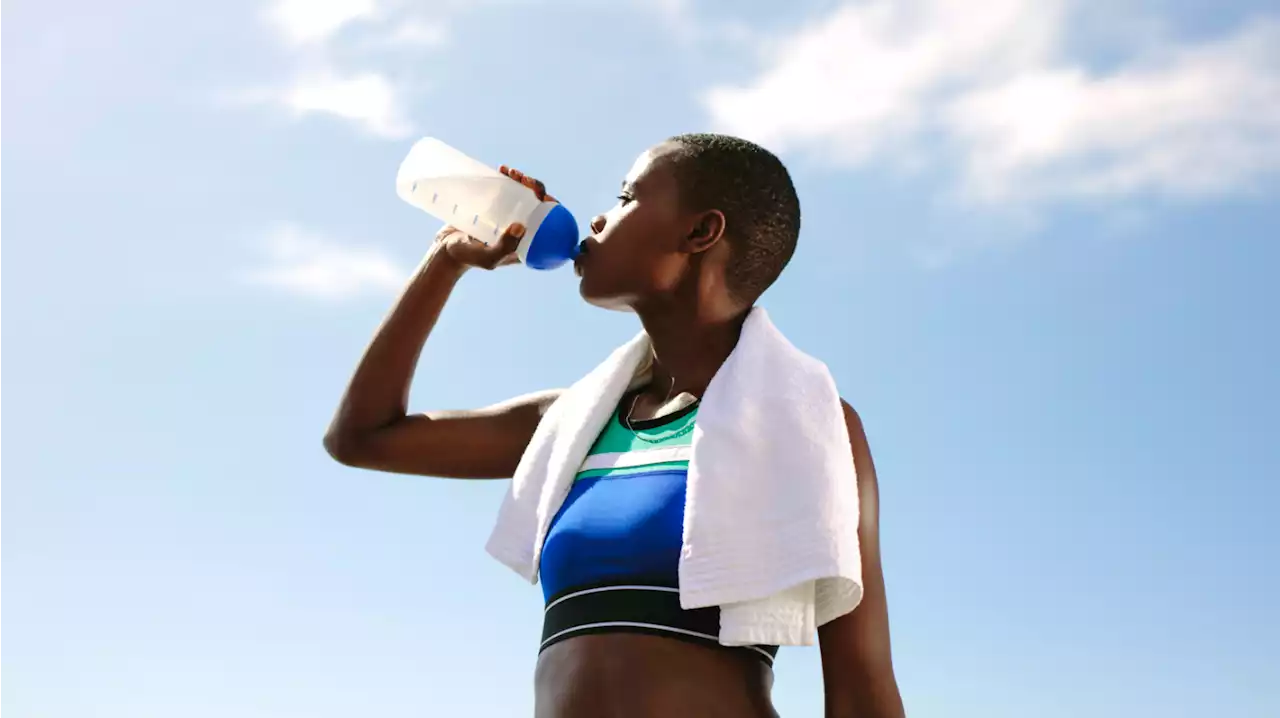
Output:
[534, 633, 777, 718]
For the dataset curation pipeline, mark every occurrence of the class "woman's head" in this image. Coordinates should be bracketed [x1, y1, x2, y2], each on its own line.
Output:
[576, 134, 801, 314]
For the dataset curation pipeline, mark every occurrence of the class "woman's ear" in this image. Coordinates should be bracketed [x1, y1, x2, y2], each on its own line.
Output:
[683, 209, 727, 254]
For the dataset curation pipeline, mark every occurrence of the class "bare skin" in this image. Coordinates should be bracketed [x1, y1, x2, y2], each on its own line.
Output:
[326, 153, 905, 717]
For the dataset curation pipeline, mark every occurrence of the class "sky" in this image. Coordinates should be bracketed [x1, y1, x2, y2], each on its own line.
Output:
[4, 0, 1279, 715]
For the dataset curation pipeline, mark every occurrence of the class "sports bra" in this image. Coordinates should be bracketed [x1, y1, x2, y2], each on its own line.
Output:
[538, 393, 780, 666]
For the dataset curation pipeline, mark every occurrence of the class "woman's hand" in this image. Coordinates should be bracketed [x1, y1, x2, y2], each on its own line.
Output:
[435, 166, 557, 270]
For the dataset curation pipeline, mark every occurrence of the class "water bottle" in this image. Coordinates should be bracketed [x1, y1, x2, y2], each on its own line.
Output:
[395, 137, 580, 270]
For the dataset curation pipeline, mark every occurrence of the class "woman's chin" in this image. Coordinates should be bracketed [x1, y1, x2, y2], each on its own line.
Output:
[578, 284, 636, 313]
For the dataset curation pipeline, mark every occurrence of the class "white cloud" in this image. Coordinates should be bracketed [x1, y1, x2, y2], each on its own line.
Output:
[239, 0, 450, 138]
[266, 0, 378, 46]
[283, 72, 412, 139]
[381, 19, 448, 47]
[948, 21, 1280, 202]
[703, 0, 1280, 204]
[240, 224, 407, 300]
[705, 0, 1064, 164]
[645, 0, 693, 30]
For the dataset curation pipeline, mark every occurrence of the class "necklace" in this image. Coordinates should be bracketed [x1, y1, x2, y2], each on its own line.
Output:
[623, 373, 677, 432]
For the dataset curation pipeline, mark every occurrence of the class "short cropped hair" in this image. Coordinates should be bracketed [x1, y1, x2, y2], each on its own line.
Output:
[665, 133, 801, 302]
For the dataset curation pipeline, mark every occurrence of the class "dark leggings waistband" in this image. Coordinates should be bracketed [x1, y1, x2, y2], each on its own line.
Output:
[540, 583, 779, 666]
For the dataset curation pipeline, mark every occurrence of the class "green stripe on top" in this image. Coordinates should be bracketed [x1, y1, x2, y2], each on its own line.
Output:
[574, 402, 699, 481]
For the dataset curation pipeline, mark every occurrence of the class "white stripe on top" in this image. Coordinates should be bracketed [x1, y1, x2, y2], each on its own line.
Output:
[577, 445, 694, 473]
[540, 621, 775, 662]
[545, 584, 680, 613]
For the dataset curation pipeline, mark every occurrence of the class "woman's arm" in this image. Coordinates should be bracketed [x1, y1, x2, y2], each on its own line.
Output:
[324, 169, 562, 479]
[817, 401, 906, 718]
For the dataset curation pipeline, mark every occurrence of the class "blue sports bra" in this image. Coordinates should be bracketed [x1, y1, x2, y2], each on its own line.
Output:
[538, 394, 779, 666]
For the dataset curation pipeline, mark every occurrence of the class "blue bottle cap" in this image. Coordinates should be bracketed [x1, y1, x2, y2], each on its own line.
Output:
[521, 203, 580, 270]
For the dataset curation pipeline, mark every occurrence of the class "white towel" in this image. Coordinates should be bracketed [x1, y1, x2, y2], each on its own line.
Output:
[484, 307, 863, 646]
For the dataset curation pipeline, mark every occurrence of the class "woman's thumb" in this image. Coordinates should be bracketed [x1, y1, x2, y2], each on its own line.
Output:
[493, 222, 525, 260]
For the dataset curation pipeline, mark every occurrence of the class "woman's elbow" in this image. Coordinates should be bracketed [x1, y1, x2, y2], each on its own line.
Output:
[323, 428, 364, 466]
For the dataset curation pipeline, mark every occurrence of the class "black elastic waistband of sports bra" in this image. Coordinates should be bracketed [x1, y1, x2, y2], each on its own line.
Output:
[540, 583, 779, 666]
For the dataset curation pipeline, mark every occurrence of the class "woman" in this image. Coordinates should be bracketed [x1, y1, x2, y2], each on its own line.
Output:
[325, 134, 905, 717]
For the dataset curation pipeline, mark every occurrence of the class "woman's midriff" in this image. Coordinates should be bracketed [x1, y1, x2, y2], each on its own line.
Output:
[533, 634, 779, 718]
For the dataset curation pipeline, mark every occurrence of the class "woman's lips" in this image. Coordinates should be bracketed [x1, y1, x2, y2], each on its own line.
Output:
[573, 238, 594, 277]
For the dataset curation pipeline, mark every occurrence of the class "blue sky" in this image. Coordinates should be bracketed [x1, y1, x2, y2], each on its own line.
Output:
[4, 0, 1279, 715]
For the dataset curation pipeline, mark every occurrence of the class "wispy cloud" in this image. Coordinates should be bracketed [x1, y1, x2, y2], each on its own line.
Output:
[948, 21, 1280, 203]
[240, 0, 730, 139]
[281, 72, 412, 139]
[648, 0, 689, 22]
[703, 0, 1280, 206]
[239, 224, 407, 300]
[705, 0, 1064, 164]
[380, 19, 448, 48]
[266, 0, 378, 46]
[233, 0, 449, 139]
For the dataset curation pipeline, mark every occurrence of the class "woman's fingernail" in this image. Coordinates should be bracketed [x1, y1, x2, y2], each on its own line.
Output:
[510, 223, 526, 238]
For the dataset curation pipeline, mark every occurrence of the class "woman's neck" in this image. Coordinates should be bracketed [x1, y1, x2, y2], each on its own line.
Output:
[636, 304, 750, 398]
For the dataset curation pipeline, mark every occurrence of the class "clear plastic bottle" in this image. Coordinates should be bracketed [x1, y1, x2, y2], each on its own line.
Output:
[395, 137, 580, 270]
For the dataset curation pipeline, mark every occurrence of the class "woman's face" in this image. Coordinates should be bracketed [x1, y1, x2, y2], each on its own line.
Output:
[575, 143, 694, 311]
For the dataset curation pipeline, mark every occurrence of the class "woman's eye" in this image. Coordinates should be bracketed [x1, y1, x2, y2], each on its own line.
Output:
[616, 194, 633, 205]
